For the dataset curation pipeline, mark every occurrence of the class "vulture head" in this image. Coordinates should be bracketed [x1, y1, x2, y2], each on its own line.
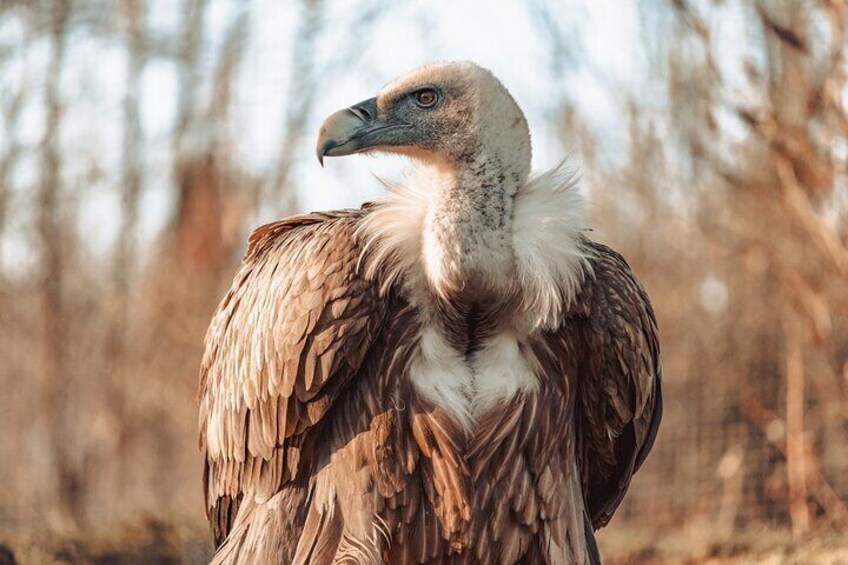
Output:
[317, 61, 531, 185]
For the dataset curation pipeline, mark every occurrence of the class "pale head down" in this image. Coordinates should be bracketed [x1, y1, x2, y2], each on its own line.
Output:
[317, 61, 532, 184]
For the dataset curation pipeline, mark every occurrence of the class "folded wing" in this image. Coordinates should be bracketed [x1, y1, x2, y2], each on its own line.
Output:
[198, 210, 386, 546]
[562, 241, 663, 528]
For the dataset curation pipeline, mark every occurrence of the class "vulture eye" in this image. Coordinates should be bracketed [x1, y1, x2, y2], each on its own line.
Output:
[412, 88, 439, 108]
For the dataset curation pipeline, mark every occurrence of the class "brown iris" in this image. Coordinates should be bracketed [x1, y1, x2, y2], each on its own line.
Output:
[414, 89, 438, 108]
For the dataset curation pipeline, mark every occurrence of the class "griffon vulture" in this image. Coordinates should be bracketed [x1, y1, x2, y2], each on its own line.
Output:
[199, 61, 662, 564]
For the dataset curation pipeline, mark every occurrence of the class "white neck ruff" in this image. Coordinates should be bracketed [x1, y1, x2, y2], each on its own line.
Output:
[357, 162, 592, 331]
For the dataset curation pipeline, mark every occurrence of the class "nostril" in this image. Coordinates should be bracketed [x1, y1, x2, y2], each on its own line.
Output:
[350, 106, 370, 122]
[348, 98, 377, 123]
[350, 105, 372, 122]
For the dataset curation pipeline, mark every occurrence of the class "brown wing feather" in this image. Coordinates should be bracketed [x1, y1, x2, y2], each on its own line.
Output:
[198, 210, 387, 547]
[562, 240, 663, 529]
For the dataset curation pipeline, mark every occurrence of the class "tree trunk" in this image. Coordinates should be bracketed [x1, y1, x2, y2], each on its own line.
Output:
[37, 0, 82, 531]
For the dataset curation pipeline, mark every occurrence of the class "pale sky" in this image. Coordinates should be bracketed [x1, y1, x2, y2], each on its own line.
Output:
[0, 0, 762, 273]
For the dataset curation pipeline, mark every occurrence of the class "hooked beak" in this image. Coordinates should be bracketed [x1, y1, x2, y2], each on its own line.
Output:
[315, 97, 411, 166]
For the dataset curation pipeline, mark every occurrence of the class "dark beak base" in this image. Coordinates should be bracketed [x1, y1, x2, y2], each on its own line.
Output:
[316, 97, 408, 166]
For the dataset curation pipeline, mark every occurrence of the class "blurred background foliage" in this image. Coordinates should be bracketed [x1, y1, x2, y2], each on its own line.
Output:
[0, 0, 846, 563]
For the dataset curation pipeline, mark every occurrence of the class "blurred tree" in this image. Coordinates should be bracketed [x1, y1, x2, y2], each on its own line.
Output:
[35, 0, 79, 531]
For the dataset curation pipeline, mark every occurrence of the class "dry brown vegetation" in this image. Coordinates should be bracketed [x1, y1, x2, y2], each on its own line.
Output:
[0, 1, 846, 563]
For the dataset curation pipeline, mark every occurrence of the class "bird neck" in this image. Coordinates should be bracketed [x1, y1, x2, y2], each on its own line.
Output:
[422, 154, 522, 299]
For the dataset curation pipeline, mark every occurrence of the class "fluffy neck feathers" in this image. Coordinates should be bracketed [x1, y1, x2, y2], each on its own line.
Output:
[358, 161, 591, 331]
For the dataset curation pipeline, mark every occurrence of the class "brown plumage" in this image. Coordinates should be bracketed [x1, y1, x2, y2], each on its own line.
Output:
[199, 62, 662, 564]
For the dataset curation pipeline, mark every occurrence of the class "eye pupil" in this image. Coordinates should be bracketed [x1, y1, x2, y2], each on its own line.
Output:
[415, 89, 437, 107]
